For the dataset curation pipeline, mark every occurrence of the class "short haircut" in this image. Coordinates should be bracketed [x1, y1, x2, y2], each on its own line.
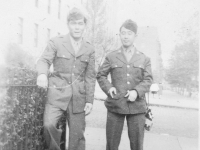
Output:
[120, 19, 138, 34]
[67, 7, 87, 24]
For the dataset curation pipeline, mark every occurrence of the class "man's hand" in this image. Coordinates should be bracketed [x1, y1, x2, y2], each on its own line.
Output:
[37, 74, 48, 89]
[84, 103, 93, 116]
[124, 90, 138, 102]
[108, 87, 117, 98]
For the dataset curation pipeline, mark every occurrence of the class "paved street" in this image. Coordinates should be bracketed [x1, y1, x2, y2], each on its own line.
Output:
[148, 90, 198, 110]
[83, 86, 198, 149]
[91, 84, 198, 138]
[85, 127, 198, 150]
[94, 82, 199, 110]
[86, 99, 198, 138]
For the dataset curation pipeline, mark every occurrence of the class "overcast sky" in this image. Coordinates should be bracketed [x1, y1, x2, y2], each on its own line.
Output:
[116, 0, 199, 66]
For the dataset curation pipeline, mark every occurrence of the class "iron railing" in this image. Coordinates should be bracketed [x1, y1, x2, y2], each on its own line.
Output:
[0, 68, 46, 150]
[0, 68, 67, 150]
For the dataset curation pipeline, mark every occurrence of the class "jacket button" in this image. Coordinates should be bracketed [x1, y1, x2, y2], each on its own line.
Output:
[74, 66, 76, 68]
[69, 82, 71, 84]
[127, 74, 130, 76]
[127, 81, 130, 84]
[127, 65, 130, 68]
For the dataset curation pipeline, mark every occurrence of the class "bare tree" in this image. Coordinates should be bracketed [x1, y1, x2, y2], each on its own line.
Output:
[84, 0, 117, 70]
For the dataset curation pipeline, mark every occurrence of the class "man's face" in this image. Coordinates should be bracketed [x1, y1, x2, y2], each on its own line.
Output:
[120, 27, 136, 48]
[68, 18, 86, 40]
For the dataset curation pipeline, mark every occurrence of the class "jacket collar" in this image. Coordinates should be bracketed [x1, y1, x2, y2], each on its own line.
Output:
[62, 34, 75, 56]
[116, 46, 141, 64]
[76, 40, 89, 58]
[62, 34, 89, 57]
[116, 48, 127, 64]
[128, 49, 142, 64]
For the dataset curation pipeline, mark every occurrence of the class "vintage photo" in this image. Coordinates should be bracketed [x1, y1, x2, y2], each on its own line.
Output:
[0, 0, 198, 150]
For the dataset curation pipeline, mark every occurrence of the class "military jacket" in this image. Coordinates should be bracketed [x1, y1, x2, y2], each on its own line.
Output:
[97, 48, 153, 114]
[36, 34, 96, 113]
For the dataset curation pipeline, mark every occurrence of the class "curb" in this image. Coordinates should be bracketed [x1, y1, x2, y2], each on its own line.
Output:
[149, 103, 198, 111]
[94, 98, 198, 111]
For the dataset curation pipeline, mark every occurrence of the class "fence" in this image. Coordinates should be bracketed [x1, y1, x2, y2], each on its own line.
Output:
[0, 85, 46, 150]
[0, 68, 66, 150]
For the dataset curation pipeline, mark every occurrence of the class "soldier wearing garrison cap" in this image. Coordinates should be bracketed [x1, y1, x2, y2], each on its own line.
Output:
[97, 19, 153, 150]
[36, 7, 95, 150]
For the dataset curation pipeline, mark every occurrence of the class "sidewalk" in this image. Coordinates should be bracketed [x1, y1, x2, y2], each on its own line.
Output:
[94, 83, 199, 110]
[88, 83, 199, 150]
[148, 90, 198, 110]
[85, 127, 198, 150]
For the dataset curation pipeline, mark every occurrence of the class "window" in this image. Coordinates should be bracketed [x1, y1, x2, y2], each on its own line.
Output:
[35, 0, 39, 7]
[48, 0, 51, 14]
[34, 24, 38, 47]
[58, 0, 61, 19]
[47, 28, 51, 41]
[18, 17, 23, 44]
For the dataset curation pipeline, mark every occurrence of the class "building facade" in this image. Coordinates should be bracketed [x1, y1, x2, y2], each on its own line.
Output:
[135, 26, 163, 82]
[0, 0, 83, 63]
[0, 0, 163, 81]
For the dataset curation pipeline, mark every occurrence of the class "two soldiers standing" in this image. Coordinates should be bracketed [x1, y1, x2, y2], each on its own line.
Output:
[36, 7, 152, 150]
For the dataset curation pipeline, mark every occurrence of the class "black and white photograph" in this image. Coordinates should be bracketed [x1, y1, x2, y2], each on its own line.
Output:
[0, 0, 199, 150]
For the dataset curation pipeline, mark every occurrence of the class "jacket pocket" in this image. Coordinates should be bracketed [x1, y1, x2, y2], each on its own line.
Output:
[80, 55, 89, 69]
[54, 53, 71, 73]
[80, 55, 89, 62]
[56, 52, 70, 59]
[111, 63, 123, 79]
[133, 63, 144, 69]
[48, 77, 67, 92]
[79, 81, 86, 94]
[132, 63, 144, 80]
[111, 63, 123, 69]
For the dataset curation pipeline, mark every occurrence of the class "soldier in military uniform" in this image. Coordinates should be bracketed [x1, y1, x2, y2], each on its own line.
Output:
[97, 20, 153, 150]
[36, 8, 96, 150]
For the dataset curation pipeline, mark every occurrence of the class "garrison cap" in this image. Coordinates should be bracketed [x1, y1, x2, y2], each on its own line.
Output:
[120, 19, 138, 34]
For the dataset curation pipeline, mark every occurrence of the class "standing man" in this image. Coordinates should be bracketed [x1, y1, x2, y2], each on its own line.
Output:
[97, 19, 153, 150]
[36, 7, 96, 150]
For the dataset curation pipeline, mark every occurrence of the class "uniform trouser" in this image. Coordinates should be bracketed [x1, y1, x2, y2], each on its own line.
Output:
[43, 100, 85, 150]
[106, 111, 146, 150]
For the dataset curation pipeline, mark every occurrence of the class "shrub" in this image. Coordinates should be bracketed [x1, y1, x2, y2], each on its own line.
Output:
[0, 43, 46, 149]
[0, 67, 47, 149]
